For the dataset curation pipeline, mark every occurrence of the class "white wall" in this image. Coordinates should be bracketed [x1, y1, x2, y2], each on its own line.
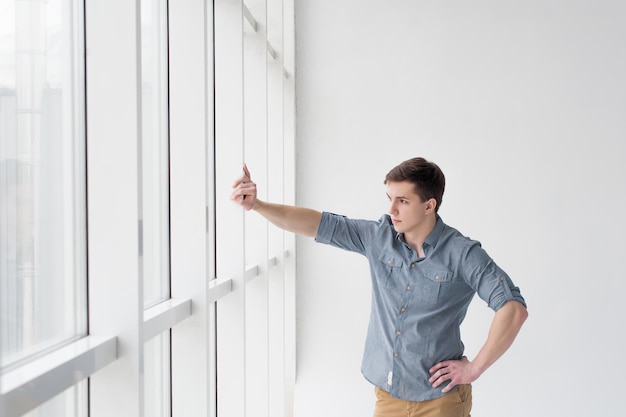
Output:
[293, 1, 626, 416]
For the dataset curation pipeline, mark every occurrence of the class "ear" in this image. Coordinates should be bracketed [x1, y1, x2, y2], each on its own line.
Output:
[424, 198, 437, 215]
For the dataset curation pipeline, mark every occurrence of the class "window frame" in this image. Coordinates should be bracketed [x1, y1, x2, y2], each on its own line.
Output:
[0, 1, 297, 416]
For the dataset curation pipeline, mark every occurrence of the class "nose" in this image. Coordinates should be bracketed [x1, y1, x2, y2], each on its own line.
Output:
[389, 201, 398, 215]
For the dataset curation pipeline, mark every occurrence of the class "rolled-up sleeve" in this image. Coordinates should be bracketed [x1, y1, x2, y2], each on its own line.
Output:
[314, 211, 340, 245]
[315, 212, 381, 255]
[462, 243, 527, 311]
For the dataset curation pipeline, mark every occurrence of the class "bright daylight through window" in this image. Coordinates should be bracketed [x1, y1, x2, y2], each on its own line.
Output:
[140, 0, 171, 413]
[0, 0, 87, 416]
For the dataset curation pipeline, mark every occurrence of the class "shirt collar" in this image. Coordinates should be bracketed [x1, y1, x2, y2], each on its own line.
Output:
[424, 215, 445, 248]
[395, 215, 445, 249]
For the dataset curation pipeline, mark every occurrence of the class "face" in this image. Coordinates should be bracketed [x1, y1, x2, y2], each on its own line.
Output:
[386, 181, 436, 236]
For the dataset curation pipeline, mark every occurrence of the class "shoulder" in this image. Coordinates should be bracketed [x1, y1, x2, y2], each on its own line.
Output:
[321, 212, 392, 228]
[436, 221, 486, 260]
[317, 212, 392, 240]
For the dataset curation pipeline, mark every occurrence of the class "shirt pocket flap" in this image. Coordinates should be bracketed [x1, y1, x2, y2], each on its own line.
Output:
[378, 253, 403, 268]
[422, 268, 452, 282]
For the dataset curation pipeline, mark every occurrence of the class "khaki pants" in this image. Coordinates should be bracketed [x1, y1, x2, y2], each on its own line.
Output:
[373, 385, 472, 417]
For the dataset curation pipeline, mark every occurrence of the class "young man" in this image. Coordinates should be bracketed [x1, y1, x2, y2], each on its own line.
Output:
[231, 157, 527, 417]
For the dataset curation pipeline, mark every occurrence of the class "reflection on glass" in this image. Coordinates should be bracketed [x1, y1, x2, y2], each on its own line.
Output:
[141, 0, 171, 308]
[0, 0, 87, 382]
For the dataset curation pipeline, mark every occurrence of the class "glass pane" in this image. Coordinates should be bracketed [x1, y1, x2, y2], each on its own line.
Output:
[145, 332, 171, 417]
[141, 0, 171, 308]
[0, 0, 87, 369]
[22, 381, 88, 417]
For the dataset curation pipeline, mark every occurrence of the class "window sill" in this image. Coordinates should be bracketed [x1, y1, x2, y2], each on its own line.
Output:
[1, 335, 117, 417]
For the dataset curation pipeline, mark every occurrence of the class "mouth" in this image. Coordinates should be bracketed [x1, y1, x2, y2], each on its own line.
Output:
[391, 218, 401, 225]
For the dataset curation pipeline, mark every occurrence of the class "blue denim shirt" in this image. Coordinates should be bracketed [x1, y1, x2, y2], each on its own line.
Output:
[315, 212, 526, 402]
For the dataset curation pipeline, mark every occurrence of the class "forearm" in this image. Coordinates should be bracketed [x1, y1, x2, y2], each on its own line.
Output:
[471, 300, 528, 377]
[253, 200, 322, 238]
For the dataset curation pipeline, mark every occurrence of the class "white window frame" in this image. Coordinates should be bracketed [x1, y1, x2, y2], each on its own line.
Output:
[214, 1, 296, 417]
[0, 0, 297, 416]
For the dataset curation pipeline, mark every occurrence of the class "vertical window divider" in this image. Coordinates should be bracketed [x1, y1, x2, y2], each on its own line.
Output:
[168, 0, 214, 415]
[85, 0, 145, 415]
[1, 0, 296, 416]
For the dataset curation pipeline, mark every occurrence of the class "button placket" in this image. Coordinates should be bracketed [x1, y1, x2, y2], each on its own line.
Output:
[392, 259, 415, 366]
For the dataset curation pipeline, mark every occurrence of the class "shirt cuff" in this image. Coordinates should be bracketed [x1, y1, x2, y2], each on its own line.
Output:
[315, 211, 339, 244]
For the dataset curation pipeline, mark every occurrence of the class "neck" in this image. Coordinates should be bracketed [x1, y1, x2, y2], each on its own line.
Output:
[404, 216, 437, 257]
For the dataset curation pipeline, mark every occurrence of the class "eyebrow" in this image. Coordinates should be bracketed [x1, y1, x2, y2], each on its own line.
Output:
[386, 194, 411, 200]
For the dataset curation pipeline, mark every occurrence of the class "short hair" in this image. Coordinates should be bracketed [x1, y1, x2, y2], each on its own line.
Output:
[384, 157, 446, 213]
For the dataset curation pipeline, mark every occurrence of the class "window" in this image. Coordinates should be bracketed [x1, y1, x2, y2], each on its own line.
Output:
[140, 0, 172, 414]
[0, 1, 87, 416]
[144, 333, 171, 417]
[19, 384, 87, 417]
[0, 0, 87, 374]
[1, 1, 297, 416]
[141, 0, 171, 308]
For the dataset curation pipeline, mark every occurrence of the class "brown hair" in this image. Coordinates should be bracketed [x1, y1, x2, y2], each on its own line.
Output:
[384, 157, 446, 213]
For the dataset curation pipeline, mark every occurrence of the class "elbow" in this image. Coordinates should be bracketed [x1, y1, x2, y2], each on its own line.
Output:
[518, 309, 528, 330]
[307, 223, 320, 238]
[499, 300, 528, 329]
[511, 300, 529, 328]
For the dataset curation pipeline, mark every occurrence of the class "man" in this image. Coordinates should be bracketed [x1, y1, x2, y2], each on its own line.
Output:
[231, 157, 527, 417]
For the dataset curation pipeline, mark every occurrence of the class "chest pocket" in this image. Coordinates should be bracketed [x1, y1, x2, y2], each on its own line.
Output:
[377, 254, 404, 289]
[416, 268, 452, 306]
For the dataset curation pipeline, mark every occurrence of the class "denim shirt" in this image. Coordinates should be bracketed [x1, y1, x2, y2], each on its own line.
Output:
[315, 212, 526, 402]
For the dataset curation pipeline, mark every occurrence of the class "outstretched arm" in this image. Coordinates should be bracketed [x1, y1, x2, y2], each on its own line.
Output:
[428, 300, 528, 393]
[231, 164, 322, 238]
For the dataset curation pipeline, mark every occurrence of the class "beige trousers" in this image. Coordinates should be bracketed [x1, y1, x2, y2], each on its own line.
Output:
[373, 385, 472, 417]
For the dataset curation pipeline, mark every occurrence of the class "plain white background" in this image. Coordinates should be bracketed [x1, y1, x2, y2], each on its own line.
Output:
[292, 1, 626, 416]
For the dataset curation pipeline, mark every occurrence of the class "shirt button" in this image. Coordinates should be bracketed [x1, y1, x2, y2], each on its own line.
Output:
[396, 330, 401, 335]
[387, 259, 392, 265]
[400, 307, 406, 312]
[394, 352, 399, 358]
[499, 276, 505, 281]
[406, 285, 411, 291]
[410, 263, 416, 268]
[435, 274, 440, 280]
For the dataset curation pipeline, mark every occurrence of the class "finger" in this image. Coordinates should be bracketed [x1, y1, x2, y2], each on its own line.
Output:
[232, 185, 250, 199]
[428, 367, 449, 383]
[230, 189, 244, 201]
[232, 175, 247, 188]
[240, 165, 252, 200]
[441, 380, 456, 393]
[431, 368, 454, 387]
[429, 361, 447, 374]
[428, 371, 438, 383]
[231, 180, 252, 195]
[240, 183, 257, 200]
[430, 374, 447, 388]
